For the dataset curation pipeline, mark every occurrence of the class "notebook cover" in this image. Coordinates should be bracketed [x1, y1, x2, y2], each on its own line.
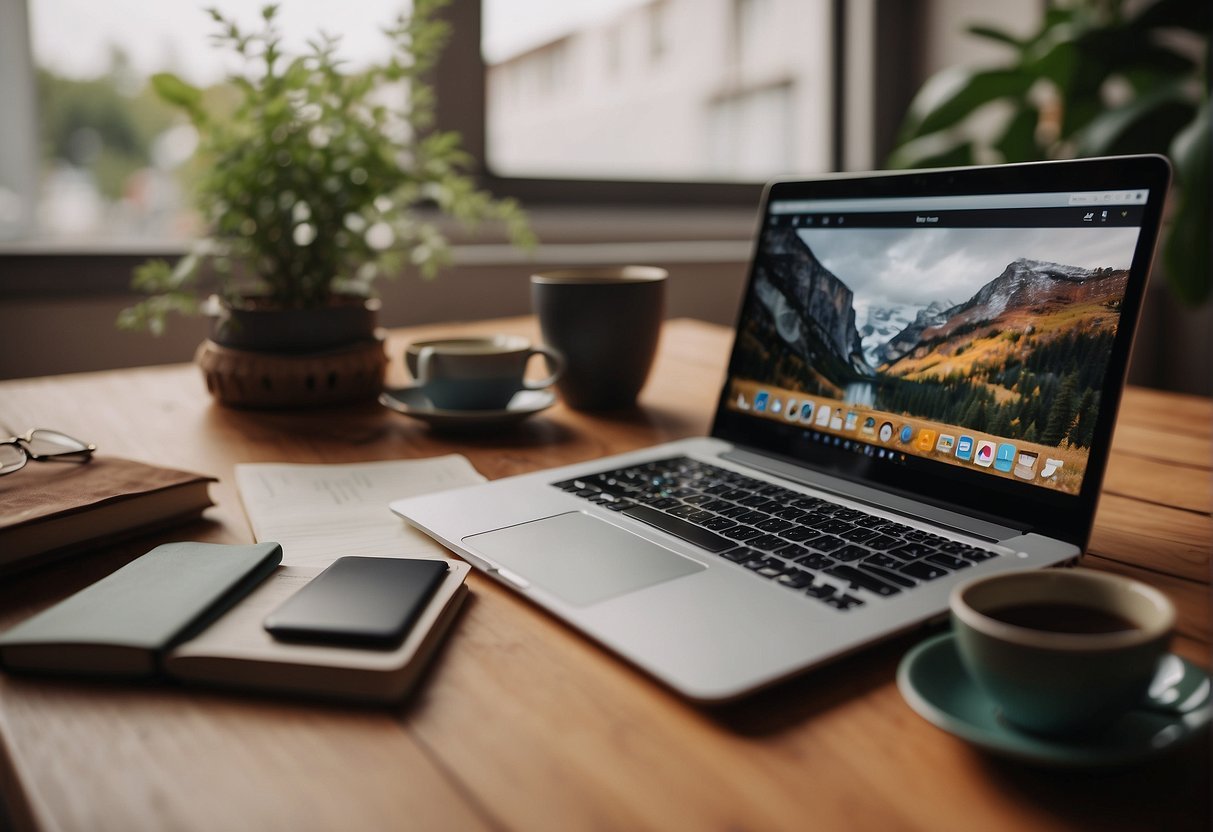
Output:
[0, 541, 282, 677]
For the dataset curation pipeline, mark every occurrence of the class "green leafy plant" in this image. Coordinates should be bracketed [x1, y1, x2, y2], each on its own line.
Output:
[889, 0, 1209, 305]
[119, 0, 532, 334]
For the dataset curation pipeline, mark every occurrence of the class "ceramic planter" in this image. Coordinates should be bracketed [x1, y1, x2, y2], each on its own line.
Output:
[207, 295, 381, 353]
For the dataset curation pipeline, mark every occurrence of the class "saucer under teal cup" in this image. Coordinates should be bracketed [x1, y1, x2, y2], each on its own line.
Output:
[897, 632, 1212, 768]
[379, 386, 555, 430]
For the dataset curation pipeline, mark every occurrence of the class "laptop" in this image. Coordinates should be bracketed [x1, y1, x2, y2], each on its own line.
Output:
[392, 155, 1171, 702]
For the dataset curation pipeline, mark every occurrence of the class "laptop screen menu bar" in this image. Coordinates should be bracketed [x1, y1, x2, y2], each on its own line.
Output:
[769, 189, 1151, 214]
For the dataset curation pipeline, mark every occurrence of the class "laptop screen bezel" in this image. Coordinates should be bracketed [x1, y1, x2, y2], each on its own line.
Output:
[709, 155, 1171, 548]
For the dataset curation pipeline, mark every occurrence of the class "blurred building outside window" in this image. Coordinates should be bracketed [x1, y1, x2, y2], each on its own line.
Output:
[484, 0, 832, 181]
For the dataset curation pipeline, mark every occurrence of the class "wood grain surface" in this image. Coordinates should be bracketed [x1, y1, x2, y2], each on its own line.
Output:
[0, 317, 1208, 832]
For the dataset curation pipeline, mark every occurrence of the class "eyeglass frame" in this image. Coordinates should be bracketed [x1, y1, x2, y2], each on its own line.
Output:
[0, 429, 96, 476]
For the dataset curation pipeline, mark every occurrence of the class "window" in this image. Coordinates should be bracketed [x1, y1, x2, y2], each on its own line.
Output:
[483, 0, 833, 182]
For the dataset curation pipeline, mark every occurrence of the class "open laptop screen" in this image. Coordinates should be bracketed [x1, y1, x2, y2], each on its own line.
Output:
[712, 157, 1170, 546]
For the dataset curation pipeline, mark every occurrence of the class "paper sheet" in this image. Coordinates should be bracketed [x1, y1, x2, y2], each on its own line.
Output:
[234, 456, 485, 567]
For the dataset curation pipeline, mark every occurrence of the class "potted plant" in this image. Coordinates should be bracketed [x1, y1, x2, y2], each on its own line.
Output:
[118, 1, 532, 407]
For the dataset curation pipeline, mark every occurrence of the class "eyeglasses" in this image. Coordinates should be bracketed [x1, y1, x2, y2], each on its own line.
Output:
[0, 429, 96, 476]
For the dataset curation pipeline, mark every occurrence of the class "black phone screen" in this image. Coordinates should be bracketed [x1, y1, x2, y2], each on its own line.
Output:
[263, 557, 448, 649]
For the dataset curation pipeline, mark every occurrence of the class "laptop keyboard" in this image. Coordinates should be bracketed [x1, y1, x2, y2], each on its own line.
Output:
[553, 456, 1002, 612]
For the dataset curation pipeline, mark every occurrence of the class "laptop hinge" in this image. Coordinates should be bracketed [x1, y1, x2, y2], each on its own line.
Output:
[720, 447, 1025, 543]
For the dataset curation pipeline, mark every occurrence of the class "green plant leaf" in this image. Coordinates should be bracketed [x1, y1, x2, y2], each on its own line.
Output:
[1042, 5, 1075, 31]
[966, 25, 1022, 49]
[993, 105, 1041, 162]
[150, 72, 206, 123]
[1164, 104, 1211, 305]
[900, 68, 1034, 142]
[131, 259, 173, 291]
[1073, 84, 1195, 156]
[1025, 37, 1078, 90]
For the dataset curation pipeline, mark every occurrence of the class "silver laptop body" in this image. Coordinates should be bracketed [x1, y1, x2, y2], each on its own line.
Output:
[393, 156, 1170, 702]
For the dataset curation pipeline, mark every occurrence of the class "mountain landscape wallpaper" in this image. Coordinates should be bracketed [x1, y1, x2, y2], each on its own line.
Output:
[731, 222, 1141, 484]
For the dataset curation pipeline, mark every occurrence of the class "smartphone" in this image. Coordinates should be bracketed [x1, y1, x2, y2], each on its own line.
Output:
[264, 557, 448, 649]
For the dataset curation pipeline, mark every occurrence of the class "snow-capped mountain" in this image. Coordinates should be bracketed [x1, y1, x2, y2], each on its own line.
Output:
[876, 257, 1128, 372]
[962, 258, 1114, 320]
[876, 300, 954, 365]
[859, 305, 916, 367]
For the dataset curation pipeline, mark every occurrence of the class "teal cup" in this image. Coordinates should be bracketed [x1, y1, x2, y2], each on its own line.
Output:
[950, 569, 1174, 736]
[405, 335, 563, 411]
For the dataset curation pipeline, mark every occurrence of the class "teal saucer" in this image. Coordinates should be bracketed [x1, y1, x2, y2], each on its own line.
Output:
[379, 386, 555, 430]
[897, 632, 1212, 768]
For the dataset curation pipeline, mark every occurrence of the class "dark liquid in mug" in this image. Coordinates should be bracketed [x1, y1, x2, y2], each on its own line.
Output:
[988, 602, 1138, 634]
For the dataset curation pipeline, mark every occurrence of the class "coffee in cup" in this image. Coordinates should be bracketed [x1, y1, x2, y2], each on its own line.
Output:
[405, 335, 563, 410]
[950, 568, 1175, 735]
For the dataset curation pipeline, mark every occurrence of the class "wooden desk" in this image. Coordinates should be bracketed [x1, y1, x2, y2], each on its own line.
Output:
[1, 317, 1209, 831]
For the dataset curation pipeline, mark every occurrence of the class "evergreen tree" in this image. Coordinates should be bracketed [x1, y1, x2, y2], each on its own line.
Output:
[1068, 389, 1099, 448]
[988, 406, 1012, 438]
[1041, 373, 1078, 446]
[963, 399, 989, 433]
[1017, 397, 1038, 432]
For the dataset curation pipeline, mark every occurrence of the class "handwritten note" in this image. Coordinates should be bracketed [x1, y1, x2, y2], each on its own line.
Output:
[235, 456, 485, 567]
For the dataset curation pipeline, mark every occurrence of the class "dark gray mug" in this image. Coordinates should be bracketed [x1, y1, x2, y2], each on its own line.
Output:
[531, 267, 667, 410]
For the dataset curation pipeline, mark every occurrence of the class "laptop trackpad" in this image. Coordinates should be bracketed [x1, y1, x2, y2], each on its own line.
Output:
[463, 511, 706, 608]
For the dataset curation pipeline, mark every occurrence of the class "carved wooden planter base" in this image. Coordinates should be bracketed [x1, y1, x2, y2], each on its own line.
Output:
[195, 336, 387, 409]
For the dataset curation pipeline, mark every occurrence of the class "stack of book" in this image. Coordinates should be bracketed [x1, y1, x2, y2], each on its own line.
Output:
[0, 456, 215, 573]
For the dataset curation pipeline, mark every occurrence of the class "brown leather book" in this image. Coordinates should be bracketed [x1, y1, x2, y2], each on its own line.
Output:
[0, 457, 215, 573]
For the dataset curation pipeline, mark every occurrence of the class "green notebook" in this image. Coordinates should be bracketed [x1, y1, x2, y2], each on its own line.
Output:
[0, 541, 282, 677]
